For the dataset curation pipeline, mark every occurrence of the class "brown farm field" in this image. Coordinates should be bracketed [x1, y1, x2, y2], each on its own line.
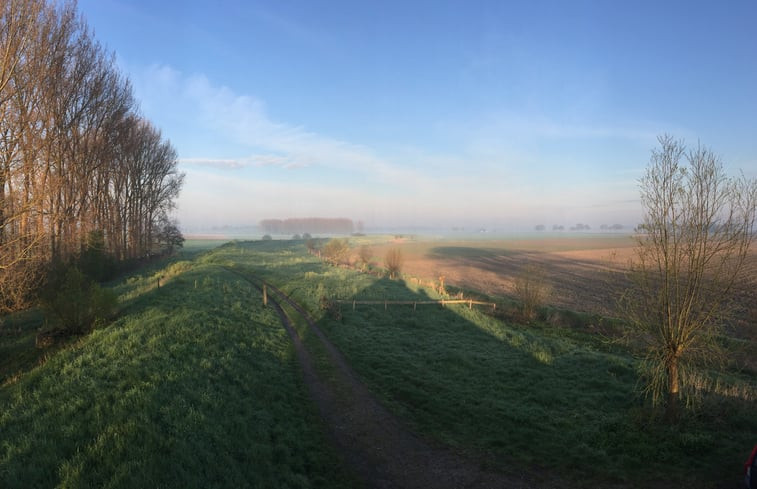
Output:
[367, 234, 757, 330]
[369, 234, 637, 316]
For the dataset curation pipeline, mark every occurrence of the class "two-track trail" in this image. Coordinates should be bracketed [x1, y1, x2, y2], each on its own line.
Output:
[225, 267, 543, 489]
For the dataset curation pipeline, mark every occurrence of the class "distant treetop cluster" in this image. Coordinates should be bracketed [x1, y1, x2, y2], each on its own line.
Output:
[536, 223, 625, 232]
[600, 224, 624, 231]
[260, 218, 355, 235]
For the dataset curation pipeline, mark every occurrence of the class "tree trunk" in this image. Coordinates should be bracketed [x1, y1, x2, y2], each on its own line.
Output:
[666, 355, 680, 422]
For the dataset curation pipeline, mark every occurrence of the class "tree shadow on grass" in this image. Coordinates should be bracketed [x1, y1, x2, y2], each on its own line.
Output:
[427, 245, 629, 316]
[302, 275, 747, 488]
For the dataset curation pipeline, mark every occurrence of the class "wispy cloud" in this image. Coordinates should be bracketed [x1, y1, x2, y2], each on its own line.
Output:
[139, 66, 422, 184]
[179, 155, 302, 170]
[137, 64, 645, 228]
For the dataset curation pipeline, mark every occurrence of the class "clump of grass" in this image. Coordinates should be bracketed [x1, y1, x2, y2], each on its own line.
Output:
[513, 263, 550, 321]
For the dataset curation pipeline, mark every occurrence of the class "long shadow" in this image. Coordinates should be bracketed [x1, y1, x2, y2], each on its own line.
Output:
[296, 274, 719, 487]
[212, 240, 744, 487]
[427, 245, 629, 315]
[260, 276, 536, 489]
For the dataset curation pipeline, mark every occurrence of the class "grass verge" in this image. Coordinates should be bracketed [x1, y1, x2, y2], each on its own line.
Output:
[0, 256, 353, 488]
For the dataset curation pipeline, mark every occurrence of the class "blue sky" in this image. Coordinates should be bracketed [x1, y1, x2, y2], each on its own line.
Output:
[78, 0, 757, 232]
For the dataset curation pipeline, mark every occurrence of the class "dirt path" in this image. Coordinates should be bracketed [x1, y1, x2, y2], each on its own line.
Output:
[231, 268, 544, 489]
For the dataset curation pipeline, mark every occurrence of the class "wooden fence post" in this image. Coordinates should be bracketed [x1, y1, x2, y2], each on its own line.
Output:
[263, 284, 268, 306]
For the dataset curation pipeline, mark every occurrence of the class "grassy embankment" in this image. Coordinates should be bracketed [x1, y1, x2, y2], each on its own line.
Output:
[208, 239, 757, 488]
[0, 242, 356, 488]
[2, 238, 755, 488]
[0, 240, 218, 385]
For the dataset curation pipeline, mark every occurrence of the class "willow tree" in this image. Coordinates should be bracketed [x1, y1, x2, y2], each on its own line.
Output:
[624, 135, 757, 421]
[384, 247, 403, 279]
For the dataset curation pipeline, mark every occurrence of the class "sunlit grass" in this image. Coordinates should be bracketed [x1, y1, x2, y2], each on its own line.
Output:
[3, 240, 753, 488]
[0, 259, 354, 488]
[209, 240, 757, 488]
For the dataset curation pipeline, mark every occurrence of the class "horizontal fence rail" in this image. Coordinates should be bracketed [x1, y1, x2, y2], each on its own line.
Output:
[331, 299, 497, 311]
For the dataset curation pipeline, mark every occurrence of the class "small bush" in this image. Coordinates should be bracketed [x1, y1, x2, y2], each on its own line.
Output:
[322, 238, 350, 265]
[305, 238, 318, 254]
[514, 264, 550, 321]
[358, 245, 374, 271]
[385, 247, 403, 279]
[42, 266, 117, 335]
[320, 296, 342, 320]
[162, 261, 193, 281]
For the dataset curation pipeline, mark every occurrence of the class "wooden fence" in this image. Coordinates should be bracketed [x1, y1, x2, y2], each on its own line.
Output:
[331, 299, 497, 312]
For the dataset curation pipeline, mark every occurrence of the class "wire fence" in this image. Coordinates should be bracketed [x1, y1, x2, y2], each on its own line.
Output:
[331, 299, 497, 312]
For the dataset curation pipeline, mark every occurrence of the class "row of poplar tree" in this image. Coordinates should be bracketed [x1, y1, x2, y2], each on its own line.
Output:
[1, 0, 184, 313]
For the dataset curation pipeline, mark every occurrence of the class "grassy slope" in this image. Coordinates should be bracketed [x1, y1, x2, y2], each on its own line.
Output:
[208, 240, 757, 487]
[0, 249, 354, 488]
[2, 239, 754, 487]
[0, 241, 218, 386]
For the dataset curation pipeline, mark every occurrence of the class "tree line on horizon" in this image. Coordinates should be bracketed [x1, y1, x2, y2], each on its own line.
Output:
[1, 0, 184, 314]
[534, 223, 624, 231]
[260, 218, 355, 235]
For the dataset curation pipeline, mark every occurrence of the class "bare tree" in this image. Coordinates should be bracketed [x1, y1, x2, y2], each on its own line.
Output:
[154, 214, 184, 255]
[514, 263, 550, 321]
[358, 244, 373, 271]
[384, 247, 403, 279]
[305, 237, 318, 254]
[623, 135, 757, 421]
[1, 1, 183, 314]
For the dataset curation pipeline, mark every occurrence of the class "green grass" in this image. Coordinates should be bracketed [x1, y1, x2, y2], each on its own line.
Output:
[0, 244, 222, 386]
[3, 239, 755, 488]
[0, 309, 60, 386]
[205, 240, 757, 488]
[0, 254, 355, 488]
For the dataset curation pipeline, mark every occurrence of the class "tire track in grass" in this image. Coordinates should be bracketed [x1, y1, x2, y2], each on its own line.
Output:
[226, 267, 540, 489]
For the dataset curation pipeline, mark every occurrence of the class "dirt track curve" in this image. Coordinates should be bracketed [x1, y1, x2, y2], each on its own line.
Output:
[227, 268, 544, 489]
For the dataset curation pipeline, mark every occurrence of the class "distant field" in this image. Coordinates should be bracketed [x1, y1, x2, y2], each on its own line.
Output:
[367, 234, 757, 324]
[368, 234, 636, 315]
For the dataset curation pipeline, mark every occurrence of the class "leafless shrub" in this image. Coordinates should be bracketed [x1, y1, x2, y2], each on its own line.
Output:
[384, 247, 403, 279]
[319, 296, 341, 320]
[358, 245, 373, 271]
[514, 263, 550, 321]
